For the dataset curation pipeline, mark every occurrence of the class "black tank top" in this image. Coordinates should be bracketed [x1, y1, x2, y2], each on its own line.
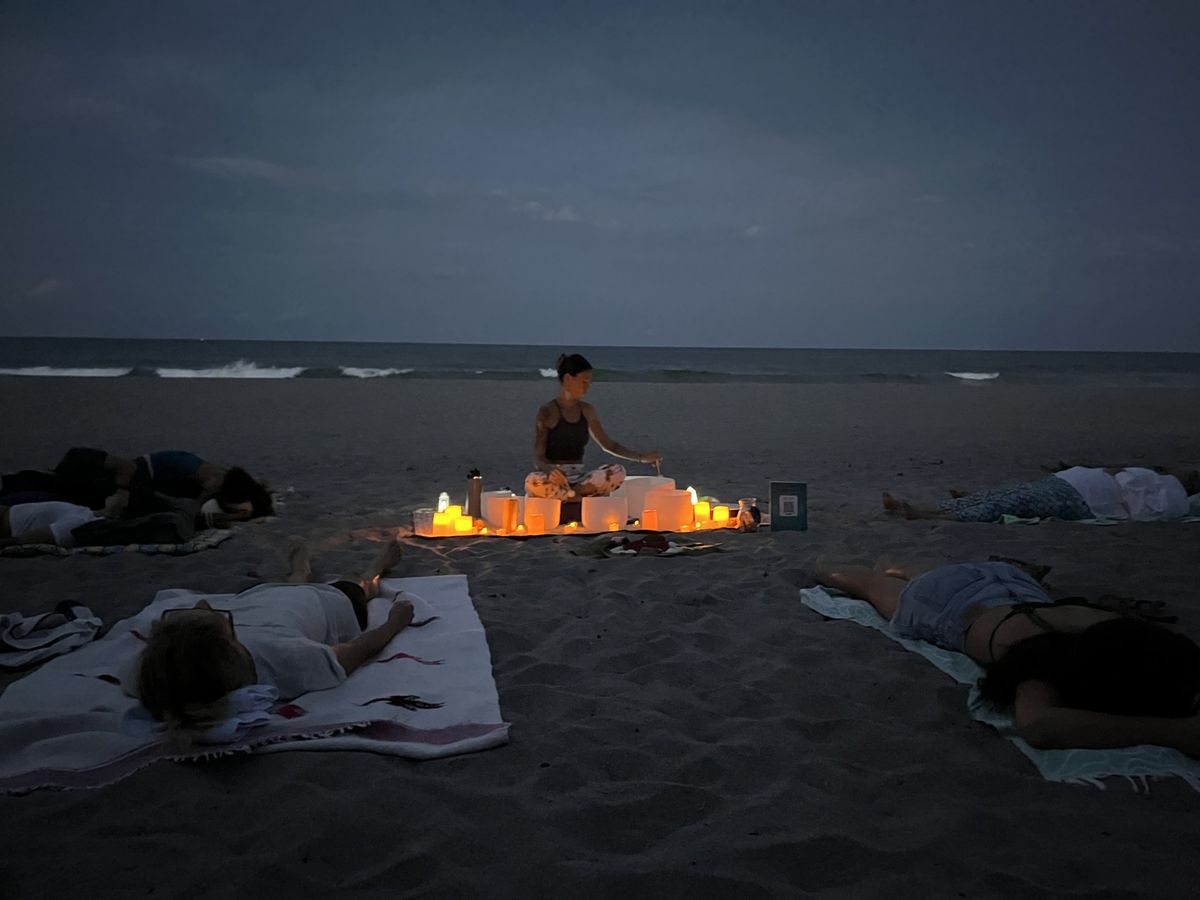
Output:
[545, 402, 589, 463]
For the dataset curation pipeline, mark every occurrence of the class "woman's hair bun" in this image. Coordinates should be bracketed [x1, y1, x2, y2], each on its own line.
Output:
[555, 353, 567, 368]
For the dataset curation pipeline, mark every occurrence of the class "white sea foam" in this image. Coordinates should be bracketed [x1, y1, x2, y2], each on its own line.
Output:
[155, 359, 304, 379]
[0, 366, 133, 377]
[945, 371, 1000, 381]
[539, 367, 557, 378]
[340, 366, 415, 378]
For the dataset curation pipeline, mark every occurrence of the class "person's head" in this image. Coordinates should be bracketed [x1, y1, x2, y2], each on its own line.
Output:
[556, 353, 593, 399]
[979, 617, 1200, 717]
[216, 467, 273, 520]
[138, 600, 257, 729]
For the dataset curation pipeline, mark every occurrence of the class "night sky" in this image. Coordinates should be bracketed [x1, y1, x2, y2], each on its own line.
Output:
[3, 1, 1198, 350]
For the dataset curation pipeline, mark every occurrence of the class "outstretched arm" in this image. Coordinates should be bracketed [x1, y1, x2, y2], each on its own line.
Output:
[333, 600, 415, 676]
[585, 408, 661, 465]
[1014, 680, 1200, 756]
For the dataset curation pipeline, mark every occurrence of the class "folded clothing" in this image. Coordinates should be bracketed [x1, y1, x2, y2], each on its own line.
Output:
[0, 602, 103, 668]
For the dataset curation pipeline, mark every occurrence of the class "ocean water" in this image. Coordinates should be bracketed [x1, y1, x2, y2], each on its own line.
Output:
[1, 338, 1199, 387]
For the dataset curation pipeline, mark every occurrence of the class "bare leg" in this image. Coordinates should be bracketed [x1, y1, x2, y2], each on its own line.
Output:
[816, 558, 909, 620]
[873, 557, 933, 581]
[357, 539, 404, 601]
[285, 540, 313, 583]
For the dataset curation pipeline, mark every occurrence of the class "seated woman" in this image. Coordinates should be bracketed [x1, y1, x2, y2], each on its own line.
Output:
[525, 353, 663, 501]
[815, 559, 1200, 756]
[131, 541, 423, 730]
[0, 500, 98, 548]
[883, 465, 1192, 523]
[55, 447, 273, 521]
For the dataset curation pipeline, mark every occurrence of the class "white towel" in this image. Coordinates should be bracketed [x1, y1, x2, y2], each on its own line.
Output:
[0, 575, 509, 792]
[0, 603, 103, 668]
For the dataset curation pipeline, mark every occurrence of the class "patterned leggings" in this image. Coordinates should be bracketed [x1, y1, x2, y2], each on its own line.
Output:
[938, 476, 1091, 522]
[525, 464, 626, 500]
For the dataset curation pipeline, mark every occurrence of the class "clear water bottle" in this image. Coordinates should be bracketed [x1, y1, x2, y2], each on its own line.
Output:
[437, 491, 450, 513]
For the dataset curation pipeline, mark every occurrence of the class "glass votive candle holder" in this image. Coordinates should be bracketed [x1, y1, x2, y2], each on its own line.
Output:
[712, 505, 731, 524]
[453, 516, 474, 534]
[693, 501, 711, 522]
[528, 513, 545, 535]
[642, 509, 659, 530]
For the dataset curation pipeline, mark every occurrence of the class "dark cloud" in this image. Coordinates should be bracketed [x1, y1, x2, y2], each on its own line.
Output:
[2, 0, 1198, 349]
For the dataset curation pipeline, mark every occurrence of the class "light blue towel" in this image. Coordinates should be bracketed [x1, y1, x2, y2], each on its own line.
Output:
[800, 586, 1200, 792]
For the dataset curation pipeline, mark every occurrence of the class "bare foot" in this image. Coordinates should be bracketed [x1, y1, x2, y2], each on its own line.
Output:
[352, 540, 405, 602]
[814, 556, 839, 584]
[285, 539, 312, 583]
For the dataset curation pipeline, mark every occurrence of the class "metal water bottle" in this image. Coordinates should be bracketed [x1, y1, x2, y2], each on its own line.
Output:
[466, 469, 483, 519]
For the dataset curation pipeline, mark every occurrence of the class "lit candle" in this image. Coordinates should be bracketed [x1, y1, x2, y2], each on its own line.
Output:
[432, 511, 453, 535]
[480, 526, 488, 535]
[567, 521, 578, 530]
[608, 523, 620, 532]
[517, 523, 526, 532]
[502, 497, 519, 532]
[454, 517, 473, 534]
[642, 509, 659, 530]
[694, 500, 711, 522]
[712, 505, 730, 524]
[528, 513, 545, 535]
[445, 505, 463, 519]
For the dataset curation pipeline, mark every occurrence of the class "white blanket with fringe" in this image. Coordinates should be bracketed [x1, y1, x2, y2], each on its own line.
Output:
[800, 586, 1200, 793]
[0, 575, 509, 792]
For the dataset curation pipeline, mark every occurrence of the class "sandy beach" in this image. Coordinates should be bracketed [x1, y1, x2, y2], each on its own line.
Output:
[2, 375, 1199, 898]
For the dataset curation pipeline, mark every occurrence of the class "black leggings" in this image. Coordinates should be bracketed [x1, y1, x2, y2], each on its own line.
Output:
[331, 580, 370, 630]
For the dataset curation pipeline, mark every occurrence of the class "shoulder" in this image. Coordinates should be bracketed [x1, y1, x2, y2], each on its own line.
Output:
[580, 401, 599, 420]
[536, 401, 559, 425]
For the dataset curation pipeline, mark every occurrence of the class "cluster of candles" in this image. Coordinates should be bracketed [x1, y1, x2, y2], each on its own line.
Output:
[424, 494, 735, 536]
[640, 501, 732, 531]
[430, 505, 480, 536]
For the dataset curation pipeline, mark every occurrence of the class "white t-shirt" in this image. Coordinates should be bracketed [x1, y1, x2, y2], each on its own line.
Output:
[6, 501, 98, 547]
[1115, 467, 1189, 521]
[126, 583, 363, 702]
[1053, 467, 1126, 519]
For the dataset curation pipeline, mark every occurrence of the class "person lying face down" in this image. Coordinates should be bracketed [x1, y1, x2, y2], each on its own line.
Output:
[132, 542, 420, 730]
[54, 448, 273, 521]
[525, 352, 665, 502]
[815, 559, 1200, 757]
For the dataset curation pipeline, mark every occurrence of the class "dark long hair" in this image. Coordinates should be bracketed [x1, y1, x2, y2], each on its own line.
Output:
[555, 353, 592, 381]
[978, 617, 1200, 717]
[218, 467, 274, 518]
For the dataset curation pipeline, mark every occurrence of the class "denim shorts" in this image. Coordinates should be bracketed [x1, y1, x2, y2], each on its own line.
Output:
[891, 562, 1051, 651]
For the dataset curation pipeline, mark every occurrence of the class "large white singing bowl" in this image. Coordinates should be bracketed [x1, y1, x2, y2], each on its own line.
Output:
[523, 496, 561, 530]
[613, 475, 676, 517]
[482, 491, 518, 528]
[582, 495, 629, 531]
[643, 488, 694, 531]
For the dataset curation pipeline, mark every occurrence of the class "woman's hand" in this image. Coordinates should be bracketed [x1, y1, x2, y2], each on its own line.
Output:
[387, 599, 415, 630]
[641, 451, 663, 466]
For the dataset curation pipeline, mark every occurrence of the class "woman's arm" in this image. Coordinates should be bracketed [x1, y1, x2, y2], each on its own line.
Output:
[584, 407, 662, 465]
[1014, 680, 1200, 756]
[332, 600, 414, 676]
[532, 406, 555, 471]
